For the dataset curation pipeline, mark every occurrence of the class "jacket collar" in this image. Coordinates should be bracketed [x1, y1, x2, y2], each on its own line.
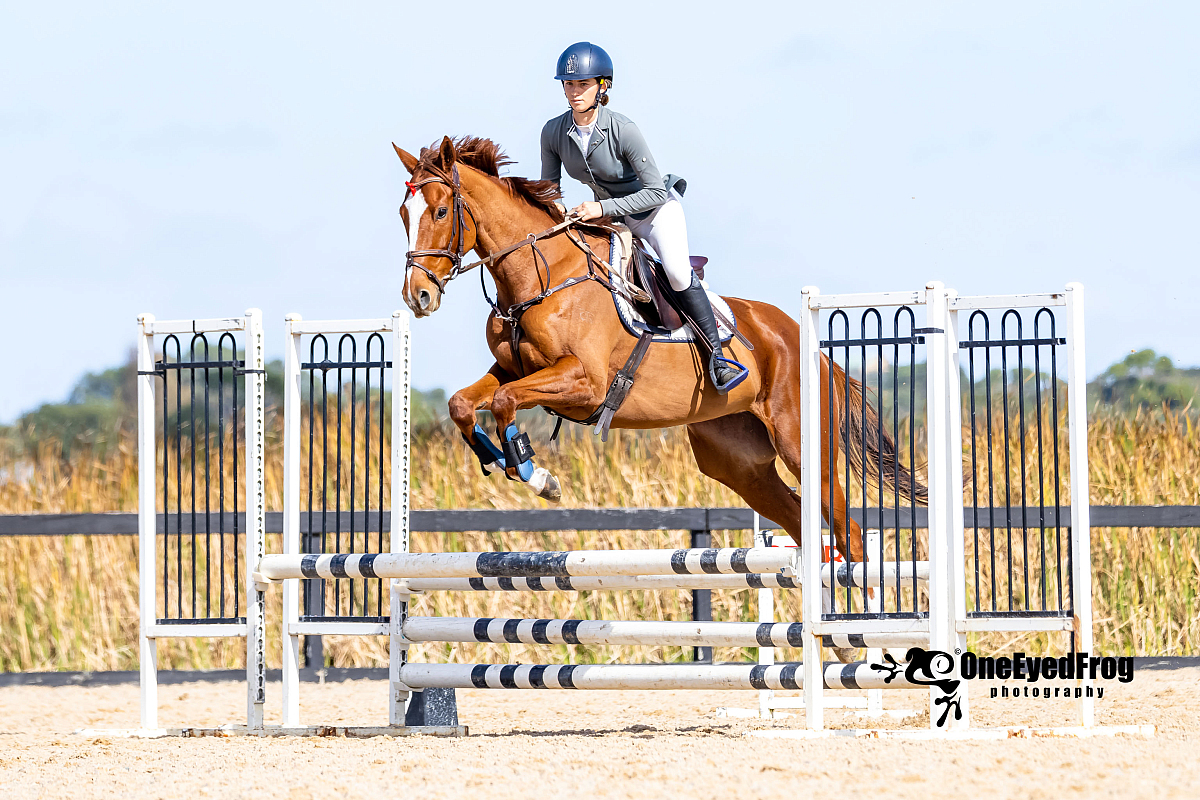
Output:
[593, 104, 612, 131]
[566, 103, 611, 133]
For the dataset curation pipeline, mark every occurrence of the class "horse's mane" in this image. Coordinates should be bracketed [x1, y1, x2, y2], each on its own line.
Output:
[418, 136, 563, 220]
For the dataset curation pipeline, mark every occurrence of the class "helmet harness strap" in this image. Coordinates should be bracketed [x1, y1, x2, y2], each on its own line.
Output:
[585, 78, 608, 111]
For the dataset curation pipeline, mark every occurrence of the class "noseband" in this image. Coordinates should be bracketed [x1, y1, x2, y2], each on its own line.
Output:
[402, 163, 479, 294]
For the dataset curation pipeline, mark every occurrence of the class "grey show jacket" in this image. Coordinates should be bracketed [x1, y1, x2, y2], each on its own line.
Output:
[540, 105, 685, 220]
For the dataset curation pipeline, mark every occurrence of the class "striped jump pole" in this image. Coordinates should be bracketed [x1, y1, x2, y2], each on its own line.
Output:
[820, 633, 928, 650]
[402, 617, 925, 651]
[258, 547, 794, 582]
[402, 617, 807, 648]
[403, 575, 801, 592]
[398, 662, 919, 691]
[401, 561, 928, 593]
[829, 561, 930, 587]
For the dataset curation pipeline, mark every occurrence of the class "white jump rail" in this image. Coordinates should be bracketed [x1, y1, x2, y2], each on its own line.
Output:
[398, 662, 921, 691]
[401, 562, 928, 592]
[401, 617, 807, 647]
[405, 574, 802, 591]
[261, 547, 795, 581]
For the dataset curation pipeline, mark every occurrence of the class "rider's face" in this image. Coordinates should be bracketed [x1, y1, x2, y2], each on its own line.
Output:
[562, 78, 601, 113]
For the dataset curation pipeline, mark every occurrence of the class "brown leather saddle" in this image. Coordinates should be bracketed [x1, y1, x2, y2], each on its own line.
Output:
[545, 227, 747, 443]
[629, 240, 709, 330]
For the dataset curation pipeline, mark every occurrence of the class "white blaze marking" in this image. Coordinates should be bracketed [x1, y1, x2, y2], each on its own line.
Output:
[403, 189, 428, 306]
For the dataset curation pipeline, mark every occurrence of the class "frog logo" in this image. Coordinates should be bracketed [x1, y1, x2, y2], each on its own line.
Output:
[872, 647, 963, 728]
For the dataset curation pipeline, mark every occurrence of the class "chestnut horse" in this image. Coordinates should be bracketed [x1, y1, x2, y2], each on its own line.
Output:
[395, 135, 923, 563]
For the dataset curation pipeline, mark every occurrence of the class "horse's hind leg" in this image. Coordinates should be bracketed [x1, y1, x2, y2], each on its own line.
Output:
[686, 414, 803, 545]
[687, 414, 860, 664]
[766, 355, 864, 564]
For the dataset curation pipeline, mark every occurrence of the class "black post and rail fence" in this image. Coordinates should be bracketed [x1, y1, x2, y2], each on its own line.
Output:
[3, 506, 1197, 666]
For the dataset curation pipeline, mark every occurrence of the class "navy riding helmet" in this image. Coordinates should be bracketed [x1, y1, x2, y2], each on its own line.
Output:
[554, 42, 614, 84]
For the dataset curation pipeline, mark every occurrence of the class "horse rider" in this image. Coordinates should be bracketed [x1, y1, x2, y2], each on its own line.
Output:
[540, 41, 747, 394]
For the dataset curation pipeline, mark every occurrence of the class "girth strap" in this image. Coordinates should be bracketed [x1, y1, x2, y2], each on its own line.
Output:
[592, 331, 655, 442]
[543, 331, 655, 443]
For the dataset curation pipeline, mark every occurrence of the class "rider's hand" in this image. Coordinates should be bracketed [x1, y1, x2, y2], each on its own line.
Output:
[554, 201, 568, 216]
[569, 201, 603, 221]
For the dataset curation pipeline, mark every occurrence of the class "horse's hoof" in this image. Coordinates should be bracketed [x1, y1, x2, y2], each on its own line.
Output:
[530, 468, 561, 502]
[833, 647, 859, 664]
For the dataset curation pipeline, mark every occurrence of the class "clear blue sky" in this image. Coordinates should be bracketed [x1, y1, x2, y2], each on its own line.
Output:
[2, 1, 1197, 422]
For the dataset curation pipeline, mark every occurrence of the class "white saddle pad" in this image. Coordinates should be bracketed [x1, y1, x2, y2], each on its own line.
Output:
[606, 233, 736, 345]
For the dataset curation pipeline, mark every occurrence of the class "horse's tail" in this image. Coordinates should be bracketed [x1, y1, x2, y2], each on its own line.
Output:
[830, 358, 929, 506]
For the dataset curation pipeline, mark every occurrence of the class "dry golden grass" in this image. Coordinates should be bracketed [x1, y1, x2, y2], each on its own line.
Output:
[0, 406, 1197, 672]
[1087, 409, 1200, 655]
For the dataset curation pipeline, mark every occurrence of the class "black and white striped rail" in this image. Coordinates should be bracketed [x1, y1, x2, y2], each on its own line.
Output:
[827, 561, 930, 587]
[258, 548, 794, 582]
[820, 633, 928, 649]
[401, 617, 807, 647]
[400, 616, 929, 650]
[398, 662, 919, 691]
[402, 560, 928, 593]
[402, 574, 802, 592]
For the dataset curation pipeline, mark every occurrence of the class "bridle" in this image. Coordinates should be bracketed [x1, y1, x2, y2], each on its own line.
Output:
[402, 163, 479, 294]
[400, 160, 640, 376]
[402, 163, 582, 300]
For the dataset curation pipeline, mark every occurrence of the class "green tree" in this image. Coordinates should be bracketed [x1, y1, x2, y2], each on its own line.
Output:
[1087, 349, 1200, 412]
[3, 352, 286, 459]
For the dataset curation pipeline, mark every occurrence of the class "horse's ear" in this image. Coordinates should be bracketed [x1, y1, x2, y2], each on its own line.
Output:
[437, 135, 456, 171]
[393, 143, 418, 174]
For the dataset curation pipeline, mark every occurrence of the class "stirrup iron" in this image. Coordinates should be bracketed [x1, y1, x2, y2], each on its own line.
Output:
[709, 353, 749, 395]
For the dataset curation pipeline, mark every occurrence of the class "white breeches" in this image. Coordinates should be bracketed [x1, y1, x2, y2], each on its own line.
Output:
[625, 191, 693, 292]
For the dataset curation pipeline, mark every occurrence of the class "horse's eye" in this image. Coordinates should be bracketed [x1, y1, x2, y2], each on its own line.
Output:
[436, 207, 448, 220]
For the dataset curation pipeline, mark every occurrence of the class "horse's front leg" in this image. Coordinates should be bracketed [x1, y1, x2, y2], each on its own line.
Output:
[489, 355, 597, 501]
[447, 364, 506, 440]
[447, 364, 518, 480]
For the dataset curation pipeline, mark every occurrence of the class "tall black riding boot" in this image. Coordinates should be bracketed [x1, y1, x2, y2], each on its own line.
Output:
[674, 274, 746, 394]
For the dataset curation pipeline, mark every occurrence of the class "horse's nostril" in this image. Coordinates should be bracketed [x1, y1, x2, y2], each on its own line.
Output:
[418, 289, 432, 310]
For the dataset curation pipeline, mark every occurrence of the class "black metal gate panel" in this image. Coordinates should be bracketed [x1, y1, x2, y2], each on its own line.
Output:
[959, 305, 1071, 619]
